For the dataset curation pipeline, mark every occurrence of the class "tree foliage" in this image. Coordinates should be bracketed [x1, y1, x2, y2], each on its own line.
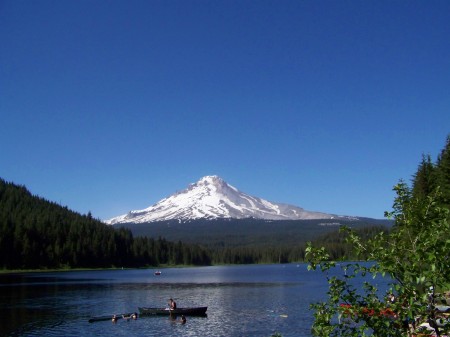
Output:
[436, 135, 450, 205]
[306, 134, 450, 337]
[412, 154, 436, 200]
[412, 135, 450, 205]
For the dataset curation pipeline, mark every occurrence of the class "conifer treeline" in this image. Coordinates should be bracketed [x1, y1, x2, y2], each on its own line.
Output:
[206, 225, 387, 264]
[412, 135, 450, 204]
[0, 179, 210, 269]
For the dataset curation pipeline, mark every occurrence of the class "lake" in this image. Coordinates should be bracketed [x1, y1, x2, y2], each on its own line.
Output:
[0, 263, 389, 337]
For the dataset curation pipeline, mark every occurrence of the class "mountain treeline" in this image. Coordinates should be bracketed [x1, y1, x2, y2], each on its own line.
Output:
[120, 217, 392, 264]
[0, 179, 210, 269]
[205, 225, 388, 264]
[122, 217, 391, 248]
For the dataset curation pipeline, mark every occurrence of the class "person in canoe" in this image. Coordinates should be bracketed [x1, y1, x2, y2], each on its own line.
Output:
[168, 298, 177, 310]
[112, 315, 118, 323]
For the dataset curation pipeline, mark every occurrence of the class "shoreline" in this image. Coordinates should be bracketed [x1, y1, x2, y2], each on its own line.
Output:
[0, 261, 313, 274]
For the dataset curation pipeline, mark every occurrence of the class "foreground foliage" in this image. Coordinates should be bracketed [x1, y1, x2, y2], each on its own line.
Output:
[306, 135, 450, 337]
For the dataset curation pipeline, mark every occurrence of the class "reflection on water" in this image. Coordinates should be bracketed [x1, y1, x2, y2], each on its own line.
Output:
[0, 264, 390, 337]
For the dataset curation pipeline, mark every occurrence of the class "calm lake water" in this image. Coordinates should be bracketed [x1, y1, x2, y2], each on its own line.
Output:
[0, 263, 390, 337]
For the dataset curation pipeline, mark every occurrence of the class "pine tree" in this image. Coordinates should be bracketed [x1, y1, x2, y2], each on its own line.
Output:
[412, 154, 437, 199]
[435, 135, 450, 205]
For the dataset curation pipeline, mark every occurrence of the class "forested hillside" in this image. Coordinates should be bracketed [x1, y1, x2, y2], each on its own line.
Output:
[119, 217, 391, 247]
[0, 179, 210, 269]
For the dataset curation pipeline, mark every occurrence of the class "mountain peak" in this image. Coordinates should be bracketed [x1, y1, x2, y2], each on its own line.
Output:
[105, 176, 345, 224]
[199, 175, 222, 183]
[192, 175, 224, 188]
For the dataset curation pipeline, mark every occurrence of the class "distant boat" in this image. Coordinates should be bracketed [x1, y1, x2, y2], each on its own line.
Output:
[154, 271, 161, 275]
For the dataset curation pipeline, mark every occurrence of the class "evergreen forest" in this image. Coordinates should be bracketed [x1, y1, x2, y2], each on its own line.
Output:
[0, 181, 210, 269]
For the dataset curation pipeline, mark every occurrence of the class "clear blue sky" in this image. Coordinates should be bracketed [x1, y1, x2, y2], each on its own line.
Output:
[1, 0, 449, 220]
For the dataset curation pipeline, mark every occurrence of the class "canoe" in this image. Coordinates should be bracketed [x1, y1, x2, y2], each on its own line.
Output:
[138, 306, 207, 316]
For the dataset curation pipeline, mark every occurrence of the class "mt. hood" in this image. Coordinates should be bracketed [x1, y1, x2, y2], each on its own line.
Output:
[105, 175, 346, 224]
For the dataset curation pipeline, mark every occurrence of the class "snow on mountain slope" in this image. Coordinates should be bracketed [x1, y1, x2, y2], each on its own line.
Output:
[105, 175, 347, 224]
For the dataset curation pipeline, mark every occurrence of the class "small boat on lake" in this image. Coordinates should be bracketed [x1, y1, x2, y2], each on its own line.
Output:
[138, 306, 207, 316]
[154, 271, 161, 275]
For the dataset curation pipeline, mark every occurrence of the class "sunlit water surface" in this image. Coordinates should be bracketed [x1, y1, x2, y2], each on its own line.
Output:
[0, 263, 389, 337]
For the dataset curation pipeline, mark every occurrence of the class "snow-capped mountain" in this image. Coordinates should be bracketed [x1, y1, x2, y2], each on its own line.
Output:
[105, 175, 347, 225]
